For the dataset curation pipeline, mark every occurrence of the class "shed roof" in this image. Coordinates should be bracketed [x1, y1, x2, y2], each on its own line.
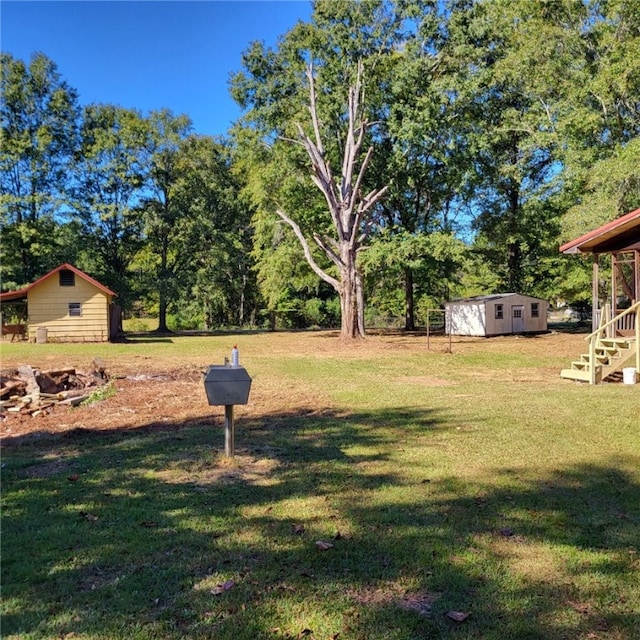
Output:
[0, 263, 117, 302]
[559, 207, 640, 255]
[447, 293, 546, 304]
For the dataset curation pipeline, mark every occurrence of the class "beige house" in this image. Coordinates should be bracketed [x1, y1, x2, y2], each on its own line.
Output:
[0, 263, 120, 342]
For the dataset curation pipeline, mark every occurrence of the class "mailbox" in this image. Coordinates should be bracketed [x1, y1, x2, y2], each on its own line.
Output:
[203, 365, 252, 406]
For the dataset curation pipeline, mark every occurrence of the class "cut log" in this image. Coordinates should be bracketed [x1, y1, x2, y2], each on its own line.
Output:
[1, 380, 26, 398]
[57, 388, 90, 400]
[35, 373, 66, 395]
[17, 366, 40, 407]
[93, 357, 107, 374]
[42, 368, 76, 378]
[58, 394, 90, 406]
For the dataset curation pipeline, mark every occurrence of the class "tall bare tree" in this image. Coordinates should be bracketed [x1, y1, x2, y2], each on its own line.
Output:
[276, 64, 387, 339]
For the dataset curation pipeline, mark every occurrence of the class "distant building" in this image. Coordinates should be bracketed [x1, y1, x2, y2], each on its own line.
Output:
[0, 263, 121, 342]
[445, 293, 548, 337]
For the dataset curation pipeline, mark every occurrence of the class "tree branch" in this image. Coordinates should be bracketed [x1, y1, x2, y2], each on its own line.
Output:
[276, 208, 340, 291]
[306, 64, 325, 156]
[313, 233, 342, 269]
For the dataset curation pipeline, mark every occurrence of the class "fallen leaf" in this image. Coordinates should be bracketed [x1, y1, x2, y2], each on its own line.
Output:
[140, 521, 158, 528]
[79, 511, 98, 522]
[292, 524, 305, 534]
[211, 579, 235, 595]
[499, 527, 515, 537]
[67, 474, 79, 482]
[315, 540, 333, 551]
[446, 610, 469, 623]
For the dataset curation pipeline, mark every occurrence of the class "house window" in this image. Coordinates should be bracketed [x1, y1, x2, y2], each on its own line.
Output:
[69, 302, 82, 317]
[495, 304, 504, 319]
[59, 269, 75, 286]
[531, 303, 539, 318]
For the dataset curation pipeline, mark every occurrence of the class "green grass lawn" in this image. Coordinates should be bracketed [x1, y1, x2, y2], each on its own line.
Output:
[1, 331, 639, 639]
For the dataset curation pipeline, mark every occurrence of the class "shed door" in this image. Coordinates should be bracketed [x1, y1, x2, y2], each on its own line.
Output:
[511, 305, 525, 333]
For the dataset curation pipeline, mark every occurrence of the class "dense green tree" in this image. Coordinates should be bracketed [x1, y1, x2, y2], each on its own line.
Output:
[136, 109, 193, 332]
[70, 104, 148, 305]
[442, 0, 571, 294]
[369, 0, 471, 327]
[361, 229, 467, 325]
[184, 137, 257, 329]
[139, 132, 256, 330]
[560, 0, 640, 237]
[0, 52, 79, 286]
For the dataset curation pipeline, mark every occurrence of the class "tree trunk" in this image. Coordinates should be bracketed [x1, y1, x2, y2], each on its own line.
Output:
[356, 271, 366, 338]
[338, 246, 365, 339]
[507, 241, 520, 291]
[404, 267, 415, 331]
[157, 296, 169, 333]
[156, 241, 170, 333]
[340, 283, 359, 339]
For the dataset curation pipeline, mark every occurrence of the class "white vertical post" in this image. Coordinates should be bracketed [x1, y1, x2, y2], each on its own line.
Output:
[592, 254, 599, 333]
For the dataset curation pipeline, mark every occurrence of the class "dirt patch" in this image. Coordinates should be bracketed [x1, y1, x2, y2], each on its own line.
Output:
[0, 368, 211, 443]
[347, 584, 441, 616]
[156, 453, 281, 487]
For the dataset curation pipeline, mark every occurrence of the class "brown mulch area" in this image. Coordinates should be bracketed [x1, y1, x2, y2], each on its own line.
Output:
[0, 364, 323, 445]
[0, 367, 210, 443]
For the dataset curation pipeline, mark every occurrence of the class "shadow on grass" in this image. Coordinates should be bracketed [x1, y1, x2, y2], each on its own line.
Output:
[2, 407, 638, 639]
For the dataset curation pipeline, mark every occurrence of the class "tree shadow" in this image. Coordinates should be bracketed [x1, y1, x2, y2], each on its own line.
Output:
[2, 406, 638, 639]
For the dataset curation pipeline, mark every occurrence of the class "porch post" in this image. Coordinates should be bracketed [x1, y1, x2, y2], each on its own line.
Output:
[592, 254, 599, 332]
[635, 250, 639, 304]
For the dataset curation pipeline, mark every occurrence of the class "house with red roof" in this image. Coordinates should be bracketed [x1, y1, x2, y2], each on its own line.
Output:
[0, 264, 121, 343]
[559, 208, 639, 384]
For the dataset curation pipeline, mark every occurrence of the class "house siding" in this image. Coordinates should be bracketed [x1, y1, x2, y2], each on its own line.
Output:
[28, 275, 112, 342]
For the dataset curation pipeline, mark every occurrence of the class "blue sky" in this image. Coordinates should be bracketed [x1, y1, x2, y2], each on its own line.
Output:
[1, 1, 312, 136]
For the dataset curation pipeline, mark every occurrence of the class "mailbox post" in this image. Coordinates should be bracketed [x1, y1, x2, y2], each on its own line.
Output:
[203, 364, 252, 457]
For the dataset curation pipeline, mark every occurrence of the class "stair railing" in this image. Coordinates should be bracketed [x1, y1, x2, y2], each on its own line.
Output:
[585, 301, 639, 384]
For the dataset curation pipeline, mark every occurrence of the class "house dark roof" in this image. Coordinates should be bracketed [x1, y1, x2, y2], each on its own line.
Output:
[0, 263, 116, 302]
[447, 293, 546, 304]
[560, 208, 640, 255]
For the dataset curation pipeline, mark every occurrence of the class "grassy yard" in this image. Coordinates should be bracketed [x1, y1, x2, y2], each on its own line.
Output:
[1, 330, 638, 639]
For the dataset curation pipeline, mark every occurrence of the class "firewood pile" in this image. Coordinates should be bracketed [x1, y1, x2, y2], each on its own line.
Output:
[0, 359, 109, 417]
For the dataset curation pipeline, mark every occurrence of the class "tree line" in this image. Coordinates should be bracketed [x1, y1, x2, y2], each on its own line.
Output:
[2, 0, 638, 337]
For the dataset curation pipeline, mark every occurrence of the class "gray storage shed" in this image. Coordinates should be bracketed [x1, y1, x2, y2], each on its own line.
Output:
[445, 293, 548, 336]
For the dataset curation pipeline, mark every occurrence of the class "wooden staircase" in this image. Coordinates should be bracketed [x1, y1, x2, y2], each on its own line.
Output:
[560, 302, 639, 385]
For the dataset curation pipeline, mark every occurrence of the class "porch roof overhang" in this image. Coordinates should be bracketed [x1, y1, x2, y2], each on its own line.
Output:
[0, 288, 29, 302]
[559, 208, 640, 255]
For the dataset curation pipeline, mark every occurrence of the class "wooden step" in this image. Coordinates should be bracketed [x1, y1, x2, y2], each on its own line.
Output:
[571, 361, 589, 370]
[599, 338, 632, 350]
[580, 353, 609, 364]
[571, 361, 603, 372]
[560, 368, 593, 382]
[596, 345, 620, 356]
